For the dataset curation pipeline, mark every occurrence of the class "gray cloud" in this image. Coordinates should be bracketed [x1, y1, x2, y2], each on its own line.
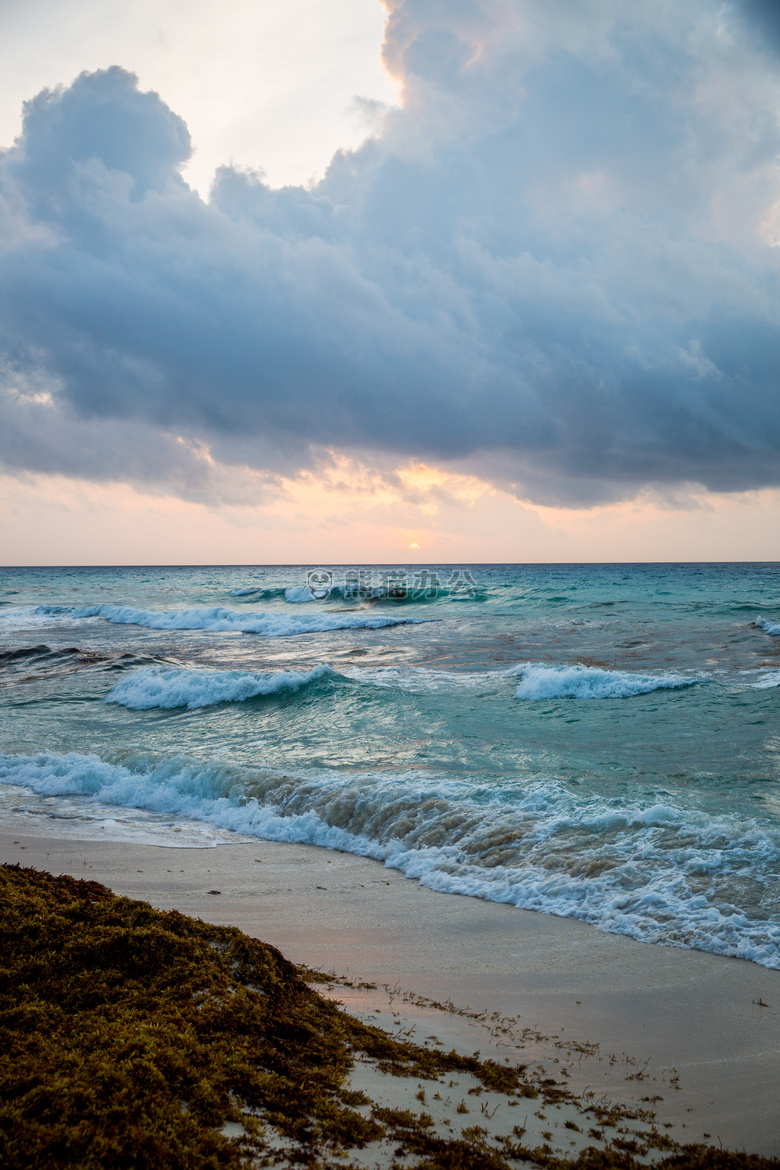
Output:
[2, 4, 780, 506]
[736, 1, 780, 53]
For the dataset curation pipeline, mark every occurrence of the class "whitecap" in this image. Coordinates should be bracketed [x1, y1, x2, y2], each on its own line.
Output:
[512, 662, 699, 700]
[106, 664, 333, 710]
[33, 603, 430, 636]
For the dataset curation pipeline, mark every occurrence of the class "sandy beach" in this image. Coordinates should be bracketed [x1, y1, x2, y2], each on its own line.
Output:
[3, 824, 778, 1157]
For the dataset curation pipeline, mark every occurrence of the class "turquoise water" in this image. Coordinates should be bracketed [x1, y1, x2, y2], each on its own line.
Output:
[1, 562, 779, 966]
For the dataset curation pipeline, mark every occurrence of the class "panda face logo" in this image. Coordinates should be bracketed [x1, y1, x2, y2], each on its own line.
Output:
[306, 568, 333, 599]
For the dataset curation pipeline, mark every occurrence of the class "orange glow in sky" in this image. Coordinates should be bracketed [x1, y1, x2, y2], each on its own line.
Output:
[2, 463, 779, 565]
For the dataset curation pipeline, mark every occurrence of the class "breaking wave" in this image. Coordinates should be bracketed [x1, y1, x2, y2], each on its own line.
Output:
[107, 662, 513, 708]
[755, 616, 780, 636]
[106, 664, 333, 710]
[31, 604, 429, 636]
[1, 749, 778, 969]
[229, 586, 314, 601]
[512, 663, 699, 700]
[229, 583, 470, 604]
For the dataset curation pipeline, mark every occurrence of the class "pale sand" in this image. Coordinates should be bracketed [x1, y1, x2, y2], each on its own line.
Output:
[3, 828, 779, 1156]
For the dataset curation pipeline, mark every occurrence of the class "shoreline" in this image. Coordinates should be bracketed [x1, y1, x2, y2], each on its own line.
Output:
[2, 825, 779, 1155]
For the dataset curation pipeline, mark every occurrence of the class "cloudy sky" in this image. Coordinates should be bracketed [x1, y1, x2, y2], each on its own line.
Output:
[2, 0, 780, 563]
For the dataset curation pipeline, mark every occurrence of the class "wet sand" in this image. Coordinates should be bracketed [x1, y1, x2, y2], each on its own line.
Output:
[2, 828, 779, 1155]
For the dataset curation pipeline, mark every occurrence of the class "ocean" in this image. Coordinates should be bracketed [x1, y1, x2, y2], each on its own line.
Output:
[1, 562, 779, 969]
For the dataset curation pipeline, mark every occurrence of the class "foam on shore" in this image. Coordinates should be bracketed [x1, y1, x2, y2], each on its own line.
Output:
[1, 747, 778, 970]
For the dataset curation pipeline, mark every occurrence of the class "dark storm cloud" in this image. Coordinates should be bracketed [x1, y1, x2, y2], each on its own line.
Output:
[737, 0, 780, 53]
[3, 3, 780, 505]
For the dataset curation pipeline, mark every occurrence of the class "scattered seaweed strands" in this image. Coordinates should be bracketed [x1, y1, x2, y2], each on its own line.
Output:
[296, 969, 780, 1167]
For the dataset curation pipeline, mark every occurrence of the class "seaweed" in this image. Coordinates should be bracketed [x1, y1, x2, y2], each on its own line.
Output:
[0, 864, 777, 1170]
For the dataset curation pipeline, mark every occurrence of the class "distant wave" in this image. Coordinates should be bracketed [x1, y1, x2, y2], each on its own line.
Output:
[512, 663, 699, 700]
[107, 664, 332, 710]
[32, 604, 430, 636]
[229, 585, 317, 602]
[2, 748, 778, 969]
[755, 616, 780, 636]
[229, 583, 476, 604]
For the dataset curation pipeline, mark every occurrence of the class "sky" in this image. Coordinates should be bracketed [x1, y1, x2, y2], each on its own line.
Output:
[2, 0, 780, 564]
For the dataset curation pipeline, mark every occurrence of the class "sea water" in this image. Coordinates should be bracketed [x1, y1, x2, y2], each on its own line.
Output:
[1, 562, 779, 968]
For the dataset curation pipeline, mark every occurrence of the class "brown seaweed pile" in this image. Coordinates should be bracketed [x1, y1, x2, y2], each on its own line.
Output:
[0, 863, 776, 1170]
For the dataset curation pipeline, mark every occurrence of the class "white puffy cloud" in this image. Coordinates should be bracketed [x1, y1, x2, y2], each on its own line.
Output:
[2, 1, 780, 506]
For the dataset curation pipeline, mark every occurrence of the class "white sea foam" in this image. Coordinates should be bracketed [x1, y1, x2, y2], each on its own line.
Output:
[284, 586, 316, 603]
[106, 664, 332, 710]
[512, 663, 699, 700]
[2, 749, 778, 969]
[744, 670, 780, 689]
[755, 616, 780, 636]
[0, 606, 93, 634]
[0, 781, 248, 847]
[33, 603, 428, 636]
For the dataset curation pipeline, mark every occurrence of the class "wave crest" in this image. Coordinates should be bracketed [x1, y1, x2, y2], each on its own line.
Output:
[33, 603, 429, 636]
[106, 665, 332, 710]
[228, 582, 479, 605]
[513, 663, 699, 700]
[229, 586, 315, 601]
